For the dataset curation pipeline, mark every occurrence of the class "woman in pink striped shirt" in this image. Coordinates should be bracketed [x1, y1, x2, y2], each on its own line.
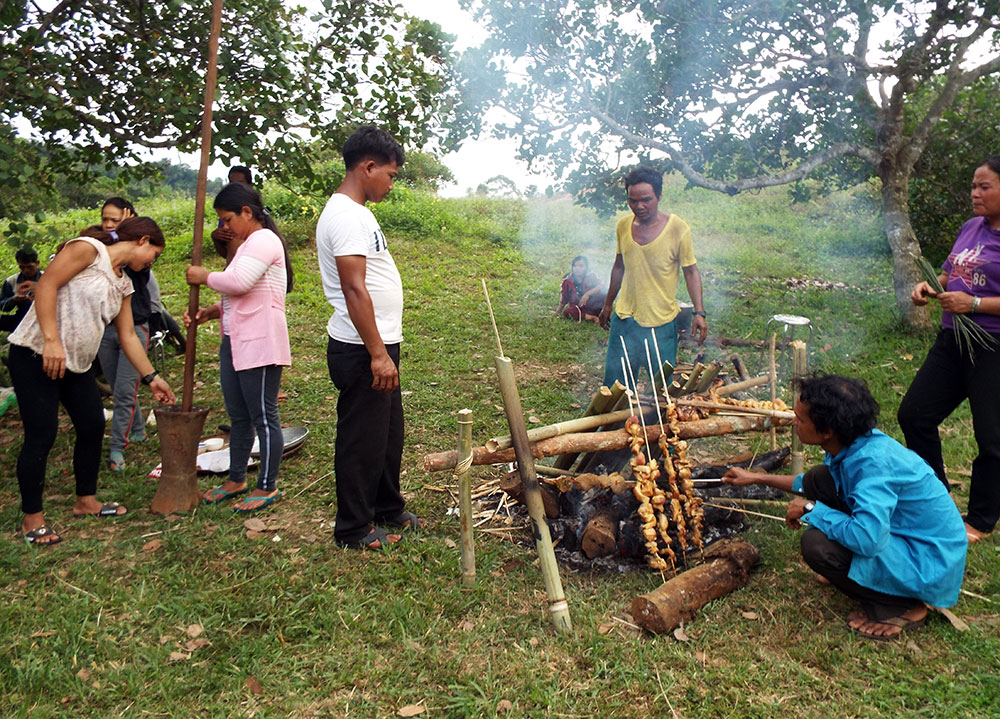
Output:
[185, 184, 293, 513]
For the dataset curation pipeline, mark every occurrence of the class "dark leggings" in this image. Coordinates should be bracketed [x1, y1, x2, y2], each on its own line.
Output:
[898, 328, 1000, 532]
[799, 466, 922, 622]
[8, 344, 105, 514]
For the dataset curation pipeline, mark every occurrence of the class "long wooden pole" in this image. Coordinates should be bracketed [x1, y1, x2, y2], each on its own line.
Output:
[768, 332, 778, 450]
[455, 409, 476, 588]
[494, 356, 572, 633]
[486, 408, 635, 452]
[181, 0, 225, 411]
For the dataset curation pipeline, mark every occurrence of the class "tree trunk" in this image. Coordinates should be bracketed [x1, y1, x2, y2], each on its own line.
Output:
[881, 169, 933, 329]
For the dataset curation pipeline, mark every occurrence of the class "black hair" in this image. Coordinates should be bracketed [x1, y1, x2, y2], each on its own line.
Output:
[78, 217, 165, 247]
[213, 183, 294, 293]
[624, 166, 663, 197]
[342, 124, 405, 170]
[102, 196, 137, 215]
[15, 247, 38, 263]
[797, 373, 879, 447]
[977, 155, 1000, 177]
[229, 165, 254, 185]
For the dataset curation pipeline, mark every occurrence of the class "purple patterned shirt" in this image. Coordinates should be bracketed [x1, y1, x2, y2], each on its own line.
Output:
[941, 217, 1000, 333]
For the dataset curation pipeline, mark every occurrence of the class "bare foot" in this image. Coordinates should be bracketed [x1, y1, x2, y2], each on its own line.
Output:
[965, 522, 989, 544]
[852, 605, 927, 641]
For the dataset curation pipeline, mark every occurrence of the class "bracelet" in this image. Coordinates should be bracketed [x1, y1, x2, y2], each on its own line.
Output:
[972, 296, 982, 313]
[693, 310, 707, 317]
[141, 371, 158, 386]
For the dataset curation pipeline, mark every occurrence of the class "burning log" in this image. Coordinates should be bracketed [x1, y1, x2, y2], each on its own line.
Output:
[500, 469, 561, 518]
[423, 414, 788, 472]
[631, 538, 760, 634]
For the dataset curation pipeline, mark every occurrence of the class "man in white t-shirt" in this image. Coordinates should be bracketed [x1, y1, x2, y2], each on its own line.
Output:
[316, 125, 423, 550]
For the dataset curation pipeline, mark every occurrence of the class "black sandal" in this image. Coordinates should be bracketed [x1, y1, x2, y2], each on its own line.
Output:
[24, 525, 63, 546]
[337, 527, 402, 551]
[377, 510, 426, 532]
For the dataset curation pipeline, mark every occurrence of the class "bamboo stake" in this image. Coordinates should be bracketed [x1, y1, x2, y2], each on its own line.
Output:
[486, 408, 635, 452]
[651, 330, 674, 410]
[694, 360, 722, 394]
[645, 339, 664, 435]
[681, 363, 704, 393]
[769, 332, 778, 450]
[182, 0, 224, 412]
[790, 340, 807, 475]
[456, 409, 476, 588]
[482, 280, 571, 633]
[620, 339, 648, 446]
[574, 380, 627, 473]
[701, 501, 789, 523]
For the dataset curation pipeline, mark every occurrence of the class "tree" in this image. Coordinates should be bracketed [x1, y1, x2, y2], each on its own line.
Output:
[0, 1, 465, 227]
[460, 0, 1000, 328]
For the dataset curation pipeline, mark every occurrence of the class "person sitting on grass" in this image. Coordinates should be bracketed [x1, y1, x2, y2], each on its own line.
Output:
[723, 373, 966, 641]
[557, 255, 605, 324]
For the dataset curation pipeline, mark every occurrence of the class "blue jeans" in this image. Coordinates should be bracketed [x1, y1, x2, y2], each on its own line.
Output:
[98, 322, 149, 453]
[602, 313, 678, 389]
[218, 336, 283, 492]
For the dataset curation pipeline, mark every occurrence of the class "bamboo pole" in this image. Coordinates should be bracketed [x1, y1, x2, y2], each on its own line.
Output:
[790, 340, 807, 475]
[681, 362, 704, 393]
[769, 332, 777, 450]
[553, 385, 617, 470]
[456, 409, 476, 588]
[181, 0, 224, 412]
[486, 408, 635, 452]
[694, 360, 722, 394]
[482, 280, 570, 633]
[494, 356, 572, 633]
[673, 398, 794, 421]
[716, 374, 771, 396]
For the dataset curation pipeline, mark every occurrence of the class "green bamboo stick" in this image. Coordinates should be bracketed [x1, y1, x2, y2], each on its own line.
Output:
[456, 409, 476, 588]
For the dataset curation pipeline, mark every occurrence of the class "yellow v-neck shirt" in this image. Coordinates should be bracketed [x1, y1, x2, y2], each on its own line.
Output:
[614, 213, 696, 327]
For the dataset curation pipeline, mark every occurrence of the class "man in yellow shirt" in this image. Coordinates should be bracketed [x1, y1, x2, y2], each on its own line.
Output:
[598, 166, 707, 387]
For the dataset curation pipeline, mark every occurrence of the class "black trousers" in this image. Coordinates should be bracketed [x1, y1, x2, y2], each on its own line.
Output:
[9, 344, 105, 514]
[898, 328, 1000, 533]
[326, 338, 405, 544]
[799, 466, 922, 621]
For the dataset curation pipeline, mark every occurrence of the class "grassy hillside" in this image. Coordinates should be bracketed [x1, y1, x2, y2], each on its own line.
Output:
[1, 179, 997, 718]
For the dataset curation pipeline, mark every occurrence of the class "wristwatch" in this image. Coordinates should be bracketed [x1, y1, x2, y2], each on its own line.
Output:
[141, 371, 158, 386]
[693, 310, 707, 317]
[803, 501, 816, 514]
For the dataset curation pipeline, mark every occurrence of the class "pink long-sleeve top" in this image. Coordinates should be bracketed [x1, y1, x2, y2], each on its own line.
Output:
[206, 228, 291, 371]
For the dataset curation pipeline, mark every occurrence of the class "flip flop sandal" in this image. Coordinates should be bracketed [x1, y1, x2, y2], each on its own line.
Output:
[378, 510, 426, 532]
[108, 451, 126, 472]
[24, 525, 63, 546]
[128, 430, 149, 443]
[337, 526, 402, 551]
[232, 490, 282, 514]
[851, 614, 927, 642]
[73, 502, 128, 519]
[203, 485, 249, 505]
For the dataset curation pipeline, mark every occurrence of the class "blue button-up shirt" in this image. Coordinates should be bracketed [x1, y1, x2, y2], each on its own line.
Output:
[792, 430, 966, 607]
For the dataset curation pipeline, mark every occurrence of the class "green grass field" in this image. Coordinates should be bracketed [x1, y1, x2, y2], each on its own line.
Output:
[1, 179, 998, 718]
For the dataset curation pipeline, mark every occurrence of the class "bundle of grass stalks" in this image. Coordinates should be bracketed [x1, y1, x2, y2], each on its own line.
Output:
[913, 253, 998, 361]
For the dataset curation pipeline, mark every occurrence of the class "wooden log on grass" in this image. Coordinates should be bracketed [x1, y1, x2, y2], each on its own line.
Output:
[631, 538, 760, 634]
[486, 407, 634, 452]
[716, 374, 771, 396]
[423, 413, 789, 471]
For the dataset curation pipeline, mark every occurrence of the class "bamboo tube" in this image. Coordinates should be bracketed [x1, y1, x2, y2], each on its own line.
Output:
[650, 360, 674, 396]
[716, 374, 771, 396]
[769, 333, 778, 450]
[681, 363, 705, 393]
[552, 384, 616, 470]
[494, 356, 572, 633]
[486, 408, 635, 452]
[456, 409, 476, 588]
[694, 360, 722, 394]
[181, 0, 224, 412]
[535, 464, 577, 477]
[423, 413, 788, 471]
[790, 340, 807, 475]
[561, 381, 626, 472]
[673, 398, 794, 421]
[731, 354, 751, 382]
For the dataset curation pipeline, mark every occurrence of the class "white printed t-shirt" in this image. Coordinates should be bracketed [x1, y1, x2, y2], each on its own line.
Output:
[315, 193, 403, 345]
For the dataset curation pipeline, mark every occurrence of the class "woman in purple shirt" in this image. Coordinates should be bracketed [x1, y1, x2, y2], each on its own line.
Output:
[899, 155, 1000, 544]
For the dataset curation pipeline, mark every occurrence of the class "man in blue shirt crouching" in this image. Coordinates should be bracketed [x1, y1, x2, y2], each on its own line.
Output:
[724, 373, 966, 641]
